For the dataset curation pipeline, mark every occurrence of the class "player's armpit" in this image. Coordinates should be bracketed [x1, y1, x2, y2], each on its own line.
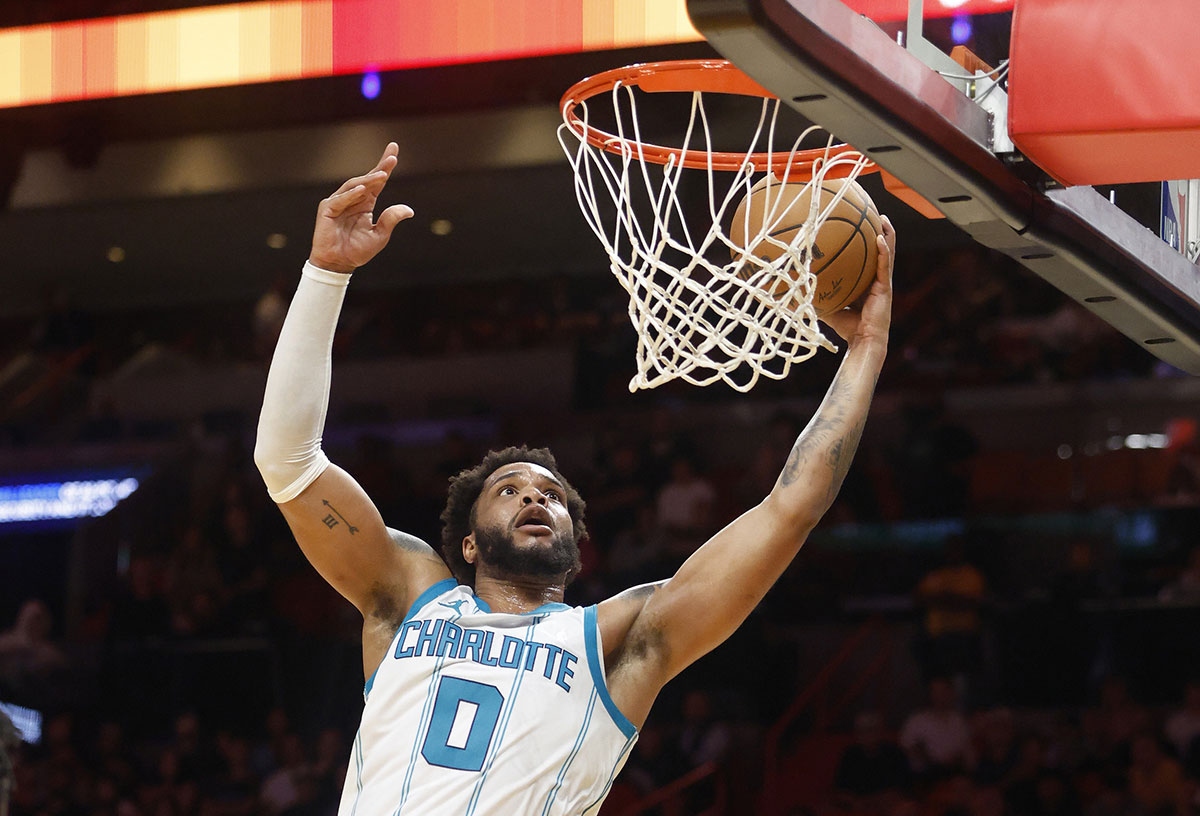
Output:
[595, 580, 675, 728]
[278, 463, 452, 621]
[596, 580, 667, 662]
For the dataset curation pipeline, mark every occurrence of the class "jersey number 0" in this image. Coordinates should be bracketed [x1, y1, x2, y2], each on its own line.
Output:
[421, 676, 504, 772]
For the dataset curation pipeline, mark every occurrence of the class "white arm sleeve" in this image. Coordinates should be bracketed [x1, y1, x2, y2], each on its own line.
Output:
[253, 261, 351, 503]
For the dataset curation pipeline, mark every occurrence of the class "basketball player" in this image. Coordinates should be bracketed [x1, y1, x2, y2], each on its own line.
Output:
[254, 143, 895, 814]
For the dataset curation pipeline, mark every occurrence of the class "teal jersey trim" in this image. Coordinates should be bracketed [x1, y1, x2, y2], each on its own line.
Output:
[583, 605, 638, 740]
[404, 579, 460, 623]
[364, 578, 459, 700]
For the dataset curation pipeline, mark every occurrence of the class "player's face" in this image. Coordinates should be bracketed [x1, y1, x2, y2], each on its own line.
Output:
[469, 462, 579, 580]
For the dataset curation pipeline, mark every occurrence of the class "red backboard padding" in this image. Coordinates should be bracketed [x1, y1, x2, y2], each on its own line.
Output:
[1008, 0, 1200, 186]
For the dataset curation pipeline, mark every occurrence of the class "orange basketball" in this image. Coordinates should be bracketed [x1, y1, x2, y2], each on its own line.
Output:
[729, 176, 882, 317]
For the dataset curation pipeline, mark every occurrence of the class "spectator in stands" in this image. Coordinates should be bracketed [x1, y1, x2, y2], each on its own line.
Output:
[164, 525, 225, 636]
[0, 599, 69, 706]
[926, 772, 976, 816]
[207, 733, 258, 816]
[109, 554, 171, 640]
[91, 720, 137, 795]
[310, 727, 348, 812]
[676, 689, 732, 769]
[969, 785, 1006, 816]
[1164, 680, 1200, 770]
[741, 412, 804, 506]
[1029, 771, 1079, 816]
[215, 498, 270, 633]
[973, 708, 1019, 787]
[1127, 733, 1186, 816]
[1162, 417, 1200, 504]
[259, 733, 309, 815]
[172, 711, 219, 783]
[1158, 545, 1200, 603]
[894, 397, 978, 519]
[655, 455, 716, 558]
[251, 707, 292, 778]
[901, 677, 974, 778]
[606, 505, 669, 589]
[834, 710, 911, 807]
[1073, 764, 1126, 816]
[1044, 714, 1088, 775]
[621, 724, 685, 797]
[1082, 678, 1149, 763]
[914, 537, 988, 692]
[1003, 735, 1051, 814]
[587, 441, 653, 544]
[1043, 541, 1112, 705]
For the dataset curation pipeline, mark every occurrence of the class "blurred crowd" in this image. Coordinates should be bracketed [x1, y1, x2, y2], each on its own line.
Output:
[0, 243, 1183, 451]
[824, 675, 1200, 816]
[2, 243, 1199, 815]
[2, 414, 1200, 814]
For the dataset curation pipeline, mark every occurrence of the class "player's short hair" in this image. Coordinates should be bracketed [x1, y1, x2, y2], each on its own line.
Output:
[439, 446, 587, 587]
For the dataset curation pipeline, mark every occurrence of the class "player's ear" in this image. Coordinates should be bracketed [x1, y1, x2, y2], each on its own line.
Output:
[462, 533, 477, 566]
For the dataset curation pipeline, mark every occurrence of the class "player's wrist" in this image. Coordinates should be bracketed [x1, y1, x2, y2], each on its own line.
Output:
[307, 254, 356, 276]
[846, 332, 888, 361]
[304, 258, 355, 282]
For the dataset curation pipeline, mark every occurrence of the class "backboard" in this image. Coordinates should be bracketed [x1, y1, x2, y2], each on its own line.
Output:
[686, 0, 1200, 373]
[1163, 180, 1200, 264]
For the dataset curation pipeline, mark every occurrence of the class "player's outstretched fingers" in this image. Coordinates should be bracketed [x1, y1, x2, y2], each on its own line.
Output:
[875, 216, 895, 287]
[322, 184, 370, 218]
[370, 142, 400, 175]
[326, 144, 400, 198]
[330, 168, 389, 199]
[374, 203, 416, 238]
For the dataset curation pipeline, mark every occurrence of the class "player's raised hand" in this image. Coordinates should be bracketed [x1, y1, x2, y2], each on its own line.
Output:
[821, 215, 895, 348]
[309, 143, 414, 274]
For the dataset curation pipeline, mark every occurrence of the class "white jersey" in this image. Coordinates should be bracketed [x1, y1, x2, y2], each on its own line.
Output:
[338, 580, 639, 816]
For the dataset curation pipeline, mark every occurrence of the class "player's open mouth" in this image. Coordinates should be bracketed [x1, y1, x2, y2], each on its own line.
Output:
[515, 506, 553, 532]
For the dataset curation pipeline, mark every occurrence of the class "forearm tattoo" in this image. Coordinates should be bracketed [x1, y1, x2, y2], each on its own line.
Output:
[779, 366, 876, 507]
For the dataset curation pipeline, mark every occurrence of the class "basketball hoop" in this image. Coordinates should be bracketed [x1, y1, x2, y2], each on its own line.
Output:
[559, 59, 880, 392]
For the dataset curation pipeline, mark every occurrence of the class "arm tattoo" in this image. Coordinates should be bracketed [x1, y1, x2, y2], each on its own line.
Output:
[387, 528, 450, 566]
[618, 580, 666, 602]
[778, 365, 874, 509]
[387, 528, 433, 554]
[320, 499, 358, 534]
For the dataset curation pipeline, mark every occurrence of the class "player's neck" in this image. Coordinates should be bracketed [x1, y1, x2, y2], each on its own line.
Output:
[473, 573, 566, 614]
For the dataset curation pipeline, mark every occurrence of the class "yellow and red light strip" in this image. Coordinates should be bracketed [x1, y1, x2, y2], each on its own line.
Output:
[0, 0, 1013, 110]
[0, 0, 701, 109]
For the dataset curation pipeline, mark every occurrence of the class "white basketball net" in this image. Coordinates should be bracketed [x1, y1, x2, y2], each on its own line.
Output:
[559, 79, 871, 392]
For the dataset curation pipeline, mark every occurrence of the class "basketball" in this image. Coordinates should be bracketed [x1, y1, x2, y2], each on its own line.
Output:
[729, 176, 882, 318]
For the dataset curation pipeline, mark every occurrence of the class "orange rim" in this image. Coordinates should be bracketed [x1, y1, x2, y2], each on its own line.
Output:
[560, 59, 878, 181]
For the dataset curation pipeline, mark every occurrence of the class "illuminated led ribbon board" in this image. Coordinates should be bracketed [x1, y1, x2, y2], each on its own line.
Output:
[0, 477, 140, 523]
[0, 0, 1012, 110]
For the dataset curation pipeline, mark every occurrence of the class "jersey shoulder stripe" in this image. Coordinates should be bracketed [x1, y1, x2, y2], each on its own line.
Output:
[583, 604, 637, 739]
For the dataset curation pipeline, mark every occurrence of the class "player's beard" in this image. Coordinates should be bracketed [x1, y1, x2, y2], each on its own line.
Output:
[473, 523, 581, 582]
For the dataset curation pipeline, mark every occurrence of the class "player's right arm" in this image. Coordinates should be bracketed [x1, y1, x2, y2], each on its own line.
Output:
[254, 144, 452, 653]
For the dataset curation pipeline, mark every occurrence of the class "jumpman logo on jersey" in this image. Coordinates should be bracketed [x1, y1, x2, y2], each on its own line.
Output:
[439, 599, 469, 618]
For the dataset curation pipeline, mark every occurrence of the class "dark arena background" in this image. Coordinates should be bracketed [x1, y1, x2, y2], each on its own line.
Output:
[2, 2, 1200, 815]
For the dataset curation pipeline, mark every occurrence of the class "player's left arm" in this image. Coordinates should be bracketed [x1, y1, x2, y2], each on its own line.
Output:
[604, 217, 895, 726]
